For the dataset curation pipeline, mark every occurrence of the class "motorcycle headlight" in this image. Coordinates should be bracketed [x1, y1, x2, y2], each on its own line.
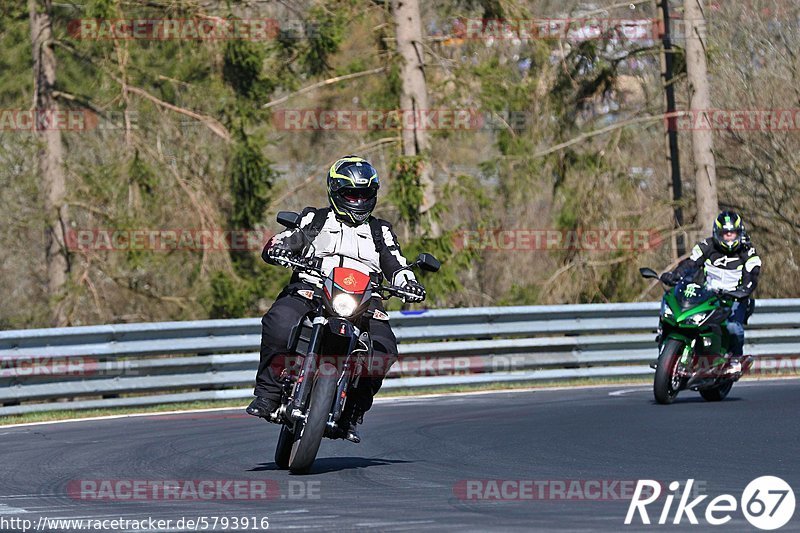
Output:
[690, 312, 708, 325]
[332, 294, 358, 317]
[663, 307, 673, 318]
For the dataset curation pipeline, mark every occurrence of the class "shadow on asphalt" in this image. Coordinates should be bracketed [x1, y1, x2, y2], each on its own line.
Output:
[249, 457, 412, 474]
[649, 396, 744, 405]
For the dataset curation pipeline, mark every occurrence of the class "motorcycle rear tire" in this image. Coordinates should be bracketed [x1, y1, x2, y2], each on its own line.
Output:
[700, 381, 733, 402]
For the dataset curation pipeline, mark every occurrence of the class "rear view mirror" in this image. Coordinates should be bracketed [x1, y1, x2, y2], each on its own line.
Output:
[639, 267, 659, 280]
[416, 253, 441, 273]
[277, 211, 300, 230]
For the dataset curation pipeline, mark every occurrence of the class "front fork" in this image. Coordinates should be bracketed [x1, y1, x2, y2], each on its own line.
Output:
[286, 317, 363, 429]
[287, 316, 327, 421]
[329, 332, 363, 427]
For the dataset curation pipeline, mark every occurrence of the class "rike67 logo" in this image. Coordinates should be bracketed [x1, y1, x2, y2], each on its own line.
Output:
[626, 477, 795, 530]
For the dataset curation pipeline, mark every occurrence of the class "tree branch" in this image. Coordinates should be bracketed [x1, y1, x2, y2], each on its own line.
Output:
[262, 66, 387, 109]
[124, 84, 230, 142]
[532, 112, 681, 158]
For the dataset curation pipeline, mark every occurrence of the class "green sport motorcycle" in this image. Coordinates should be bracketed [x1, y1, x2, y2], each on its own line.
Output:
[639, 268, 752, 404]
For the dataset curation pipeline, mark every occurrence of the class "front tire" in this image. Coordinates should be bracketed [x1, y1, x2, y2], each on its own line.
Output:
[274, 425, 294, 469]
[654, 338, 684, 405]
[700, 381, 733, 402]
[288, 362, 337, 474]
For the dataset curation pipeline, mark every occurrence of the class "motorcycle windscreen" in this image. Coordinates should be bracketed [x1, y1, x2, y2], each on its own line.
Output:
[673, 280, 714, 310]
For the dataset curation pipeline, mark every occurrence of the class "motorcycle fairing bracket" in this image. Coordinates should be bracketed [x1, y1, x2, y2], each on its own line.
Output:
[287, 316, 314, 353]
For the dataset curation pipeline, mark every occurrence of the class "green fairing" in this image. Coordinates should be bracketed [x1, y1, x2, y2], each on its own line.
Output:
[660, 286, 733, 356]
[663, 331, 693, 345]
[662, 290, 721, 326]
[675, 299, 718, 323]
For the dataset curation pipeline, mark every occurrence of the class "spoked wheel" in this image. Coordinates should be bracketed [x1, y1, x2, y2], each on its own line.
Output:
[654, 338, 684, 405]
[288, 362, 337, 474]
[700, 380, 734, 402]
[274, 425, 295, 469]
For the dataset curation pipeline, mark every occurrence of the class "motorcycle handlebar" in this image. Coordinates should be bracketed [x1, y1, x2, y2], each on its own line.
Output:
[657, 276, 748, 300]
[373, 283, 415, 301]
[273, 256, 324, 277]
[714, 288, 749, 300]
[273, 257, 415, 301]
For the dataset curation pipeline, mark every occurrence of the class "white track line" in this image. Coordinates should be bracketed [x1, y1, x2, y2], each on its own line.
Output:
[3, 377, 798, 430]
[608, 376, 800, 397]
[0, 504, 30, 515]
[0, 383, 644, 429]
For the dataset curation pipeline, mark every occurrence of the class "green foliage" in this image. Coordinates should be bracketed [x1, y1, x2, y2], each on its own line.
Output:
[384, 161, 481, 309]
[387, 155, 425, 231]
[204, 266, 290, 319]
[597, 257, 641, 303]
[498, 282, 540, 306]
[223, 38, 270, 101]
[301, 5, 347, 76]
[128, 149, 156, 196]
[554, 150, 607, 229]
[205, 271, 253, 319]
[228, 130, 275, 230]
[86, 0, 117, 19]
[364, 62, 401, 110]
[396, 231, 475, 309]
[0, 3, 32, 106]
[454, 173, 493, 213]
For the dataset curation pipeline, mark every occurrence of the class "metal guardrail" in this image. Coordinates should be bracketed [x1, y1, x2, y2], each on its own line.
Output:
[1, 300, 798, 415]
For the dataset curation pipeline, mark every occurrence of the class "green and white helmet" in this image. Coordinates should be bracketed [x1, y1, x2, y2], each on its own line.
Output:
[712, 211, 744, 253]
[327, 156, 380, 225]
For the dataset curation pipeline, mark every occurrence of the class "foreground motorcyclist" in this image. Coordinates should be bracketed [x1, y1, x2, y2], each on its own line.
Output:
[246, 156, 426, 443]
[659, 211, 762, 375]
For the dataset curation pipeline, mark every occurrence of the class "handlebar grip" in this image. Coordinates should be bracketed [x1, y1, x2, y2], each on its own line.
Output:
[274, 256, 323, 276]
[373, 284, 413, 300]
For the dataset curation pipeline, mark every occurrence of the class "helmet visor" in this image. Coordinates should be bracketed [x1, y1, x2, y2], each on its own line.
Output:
[329, 177, 354, 192]
[340, 187, 377, 203]
[721, 228, 741, 242]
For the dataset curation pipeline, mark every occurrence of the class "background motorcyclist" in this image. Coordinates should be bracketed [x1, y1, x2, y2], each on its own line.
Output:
[246, 156, 426, 443]
[659, 211, 762, 374]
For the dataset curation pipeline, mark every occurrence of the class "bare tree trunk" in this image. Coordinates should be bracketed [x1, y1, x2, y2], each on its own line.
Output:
[29, 0, 70, 326]
[684, 0, 718, 227]
[390, 0, 439, 236]
[658, 0, 685, 261]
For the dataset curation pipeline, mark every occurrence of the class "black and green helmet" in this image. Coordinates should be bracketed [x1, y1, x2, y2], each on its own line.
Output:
[712, 211, 744, 253]
[327, 156, 380, 225]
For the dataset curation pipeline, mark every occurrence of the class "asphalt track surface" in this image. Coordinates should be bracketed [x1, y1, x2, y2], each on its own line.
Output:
[1, 380, 798, 532]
